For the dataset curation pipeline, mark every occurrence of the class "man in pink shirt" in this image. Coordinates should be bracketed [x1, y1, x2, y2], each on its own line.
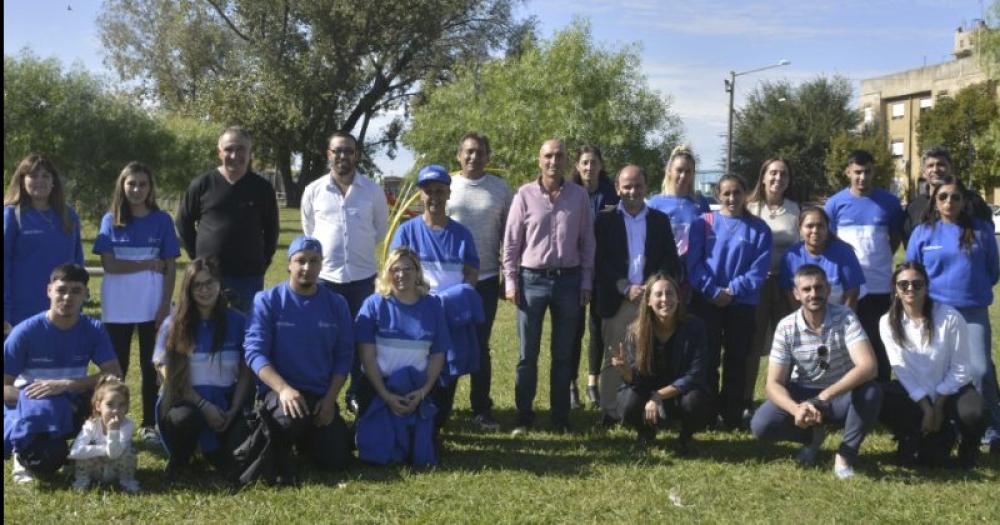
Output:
[503, 139, 596, 433]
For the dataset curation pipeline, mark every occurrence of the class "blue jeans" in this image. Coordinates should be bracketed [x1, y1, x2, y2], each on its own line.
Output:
[515, 268, 582, 426]
[956, 306, 999, 443]
[222, 275, 265, 313]
[322, 276, 377, 401]
[469, 276, 500, 416]
[751, 381, 883, 463]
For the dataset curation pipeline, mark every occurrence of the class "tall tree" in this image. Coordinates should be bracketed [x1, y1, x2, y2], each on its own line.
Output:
[917, 81, 999, 192]
[823, 125, 896, 196]
[98, 0, 523, 207]
[403, 21, 682, 190]
[729, 76, 860, 201]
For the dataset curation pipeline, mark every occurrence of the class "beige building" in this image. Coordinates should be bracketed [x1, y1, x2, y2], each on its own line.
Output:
[859, 21, 995, 200]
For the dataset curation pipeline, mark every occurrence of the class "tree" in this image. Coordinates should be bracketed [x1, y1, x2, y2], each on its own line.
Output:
[977, 1, 1000, 80]
[403, 20, 682, 190]
[917, 81, 999, 192]
[98, 0, 524, 207]
[823, 125, 895, 197]
[3, 52, 218, 222]
[729, 76, 860, 201]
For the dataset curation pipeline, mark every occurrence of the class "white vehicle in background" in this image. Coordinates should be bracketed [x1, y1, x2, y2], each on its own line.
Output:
[993, 205, 1000, 234]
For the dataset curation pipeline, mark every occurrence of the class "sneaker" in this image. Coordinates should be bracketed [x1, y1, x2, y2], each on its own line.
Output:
[834, 462, 856, 480]
[586, 385, 600, 409]
[471, 413, 500, 431]
[72, 475, 92, 492]
[796, 425, 827, 466]
[569, 384, 582, 410]
[138, 426, 160, 444]
[119, 477, 141, 493]
[11, 455, 35, 484]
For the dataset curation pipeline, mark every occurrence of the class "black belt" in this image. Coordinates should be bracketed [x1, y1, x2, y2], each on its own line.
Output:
[520, 266, 581, 278]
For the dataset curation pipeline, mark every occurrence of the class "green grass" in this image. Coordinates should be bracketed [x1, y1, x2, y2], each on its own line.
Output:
[5, 208, 1000, 523]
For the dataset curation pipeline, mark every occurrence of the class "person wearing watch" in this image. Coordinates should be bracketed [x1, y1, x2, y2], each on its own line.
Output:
[610, 273, 713, 453]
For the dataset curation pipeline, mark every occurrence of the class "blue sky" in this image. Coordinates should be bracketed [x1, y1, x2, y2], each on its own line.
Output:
[4, 0, 992, 176]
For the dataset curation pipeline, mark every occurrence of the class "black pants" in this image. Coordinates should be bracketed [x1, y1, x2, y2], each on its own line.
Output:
[691, 296, 756, 427]
[263, 390, 352, 472]
[571, 302, 603, 381]
[857, 294, 892, 382]
[322, 277, 376, 402]
[106, 321, 158, 427]
[879, 381, 985, 463]
[159, 401, 249, 472]
[431, 380, 457, 435]
[17, 395, 90, 476]
[618, 387, 715, 440]
[469, 276, 500, 416]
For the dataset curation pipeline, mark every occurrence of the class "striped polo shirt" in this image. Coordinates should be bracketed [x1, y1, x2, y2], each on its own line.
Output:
[770, 303, 868, 388]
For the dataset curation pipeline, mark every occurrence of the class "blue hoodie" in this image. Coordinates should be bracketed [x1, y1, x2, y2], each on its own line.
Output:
[906, 220, 999, 308]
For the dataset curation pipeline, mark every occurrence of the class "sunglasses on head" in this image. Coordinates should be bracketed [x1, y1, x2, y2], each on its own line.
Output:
[895, 279, 925, 292]
[936, 191, 963, 203]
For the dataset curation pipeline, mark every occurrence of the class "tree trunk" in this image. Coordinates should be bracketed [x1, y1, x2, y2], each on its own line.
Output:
[277, 144, 300, 208]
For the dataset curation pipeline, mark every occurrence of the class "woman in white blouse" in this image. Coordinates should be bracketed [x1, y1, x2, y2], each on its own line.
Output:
[878, 261, 985, 469]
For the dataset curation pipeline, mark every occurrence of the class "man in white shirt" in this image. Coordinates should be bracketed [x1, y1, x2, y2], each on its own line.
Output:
[301, 131, 389, 411]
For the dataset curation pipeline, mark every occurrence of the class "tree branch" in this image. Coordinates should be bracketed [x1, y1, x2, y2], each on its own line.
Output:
[202, 0, 253, 43]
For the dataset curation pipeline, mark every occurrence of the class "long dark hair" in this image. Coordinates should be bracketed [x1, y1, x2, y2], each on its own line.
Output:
[3, 153, 74, 234]
[571, 145, 609, 188]
[887, 262, 934, 348]
[630, 273, 688, 376]
[110, 162, 160, 227]
[162, 257, 229, 408]
[923, 181, 975, 253]
[797, 206, 841, 247]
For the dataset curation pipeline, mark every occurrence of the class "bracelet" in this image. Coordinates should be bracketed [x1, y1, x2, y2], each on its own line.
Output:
[806, 397, 829, 413]
[650, 391, 664, 404]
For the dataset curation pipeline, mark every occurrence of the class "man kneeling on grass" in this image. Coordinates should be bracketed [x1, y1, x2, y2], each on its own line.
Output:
[243, 236, 354, 483]
[750, 264, 882, 479]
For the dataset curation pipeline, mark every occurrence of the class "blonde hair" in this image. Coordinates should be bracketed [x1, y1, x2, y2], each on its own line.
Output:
[90, 375, 130, 420]
[376, 247, 430, 297]
[661, 144, 697, 195]
[110, 162, 159, 227]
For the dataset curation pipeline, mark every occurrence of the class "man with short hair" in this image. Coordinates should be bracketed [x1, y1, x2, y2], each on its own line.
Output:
[244, 236, 355, 481]
[4, 264, 123, 484]
[446, 133, 513, 431]
[751, 264, 882, 480]
[594, 165, 682, 423]
[503, 139, 596, 433]
[824, 150, 904, 382]
[903, 145, 993, 242]
[177, 126, 279, 312]
[301, 130, 389, 411]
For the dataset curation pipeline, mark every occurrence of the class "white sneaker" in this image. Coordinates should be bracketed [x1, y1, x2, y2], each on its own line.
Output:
[119, 477, 141, 493]
[138, 427, 160, 445]
[72, 475, 91, 491]
[11, 454, 35, 484]
[834, 462, 856, 480]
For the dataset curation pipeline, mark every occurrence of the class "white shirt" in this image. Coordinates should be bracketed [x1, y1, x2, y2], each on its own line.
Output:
[68, 417, 135, 461]
[619, 202, 648, 285]
[879, 303, 975, 402]
[301, 172, 389, 283]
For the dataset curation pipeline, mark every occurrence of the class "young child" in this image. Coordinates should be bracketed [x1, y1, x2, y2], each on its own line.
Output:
[67, 376, 140, 492]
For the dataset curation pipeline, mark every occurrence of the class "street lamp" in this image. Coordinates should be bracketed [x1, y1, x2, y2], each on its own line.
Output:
[725, 59, 790, 175]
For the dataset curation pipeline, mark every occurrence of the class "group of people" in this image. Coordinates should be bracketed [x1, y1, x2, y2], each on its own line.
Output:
[3, 125, 998, 490]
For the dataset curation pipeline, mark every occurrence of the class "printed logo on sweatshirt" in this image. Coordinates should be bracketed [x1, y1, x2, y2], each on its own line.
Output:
[921, 245, 943, 251]
[276, 321, 295, 328]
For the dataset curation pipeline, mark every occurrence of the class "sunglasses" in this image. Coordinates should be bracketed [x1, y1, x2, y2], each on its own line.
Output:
[895, 279, 926, 292]
[936, 191, 963, 203]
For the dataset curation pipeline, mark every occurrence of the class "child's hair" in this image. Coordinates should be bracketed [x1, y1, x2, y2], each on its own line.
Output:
[90, 375, 130, 418]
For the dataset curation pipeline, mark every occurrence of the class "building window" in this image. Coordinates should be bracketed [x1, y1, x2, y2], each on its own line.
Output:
[864, 106, 874, 124]
[891, 139, 904, 157]
[920, 97, 933, 110]
[891, 102, 905, 119]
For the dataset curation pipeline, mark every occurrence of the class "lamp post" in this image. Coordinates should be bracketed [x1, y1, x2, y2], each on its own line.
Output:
[725, 59, 790, 175]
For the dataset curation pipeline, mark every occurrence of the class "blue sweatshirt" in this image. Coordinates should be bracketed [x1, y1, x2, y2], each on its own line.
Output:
[687, 211, 772, 305]
[390, 217, 479, 292]
[824, 188, 904, 295]
[778, 239, 866, 305]
[646, 194, 709, 258]
[244, 282, 354, 396]
[906, 220, 999, 308]
[3, 205, 84, 325]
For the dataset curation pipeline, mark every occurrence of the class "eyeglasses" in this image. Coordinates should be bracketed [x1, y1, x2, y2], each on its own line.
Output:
[895, 279, 926, 292]
[192, 279, 220, 291]
[329, 148, 356, 157]
[936, 191, 963, 203]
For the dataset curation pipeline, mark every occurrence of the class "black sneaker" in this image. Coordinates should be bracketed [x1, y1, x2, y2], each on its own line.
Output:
[569, 384, 582, 410]
[472, 413, 501, 431]
[587, 385, 600, 409]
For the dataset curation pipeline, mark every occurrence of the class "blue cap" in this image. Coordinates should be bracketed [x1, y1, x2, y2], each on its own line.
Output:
[287, 235, 323, 260]
[417, 164, 451, 187]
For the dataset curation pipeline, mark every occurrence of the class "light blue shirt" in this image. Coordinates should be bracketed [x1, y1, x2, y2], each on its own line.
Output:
[619, 202, 648, 285]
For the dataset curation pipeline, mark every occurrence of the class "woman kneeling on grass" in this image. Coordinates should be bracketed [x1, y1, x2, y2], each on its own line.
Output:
[154, 258, 253, 478]
[611, 273, 715, 453]
[354, 247, 450, 466]
[878, 262, 985, 469]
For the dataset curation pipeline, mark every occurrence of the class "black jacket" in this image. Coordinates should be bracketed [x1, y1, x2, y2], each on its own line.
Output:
[624, 316, 710, 397]
[594, 206, 682, 319]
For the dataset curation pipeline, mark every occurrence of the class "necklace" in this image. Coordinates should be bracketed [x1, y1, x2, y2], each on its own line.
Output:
[34, 207, 57, 229]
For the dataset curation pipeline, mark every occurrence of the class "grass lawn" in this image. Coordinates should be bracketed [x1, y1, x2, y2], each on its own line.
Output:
[5, 208, 1000, 523]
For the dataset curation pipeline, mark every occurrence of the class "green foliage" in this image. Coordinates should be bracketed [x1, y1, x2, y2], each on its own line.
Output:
[917, 82, 999, 191]
[403, 20, 683, 189]
[98, 0, 525, 206]
[823, 125, 896, 195]
[731, 76, 860, 201]
[3, 52, 217, 222]
[977, 1, 1000, 80]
